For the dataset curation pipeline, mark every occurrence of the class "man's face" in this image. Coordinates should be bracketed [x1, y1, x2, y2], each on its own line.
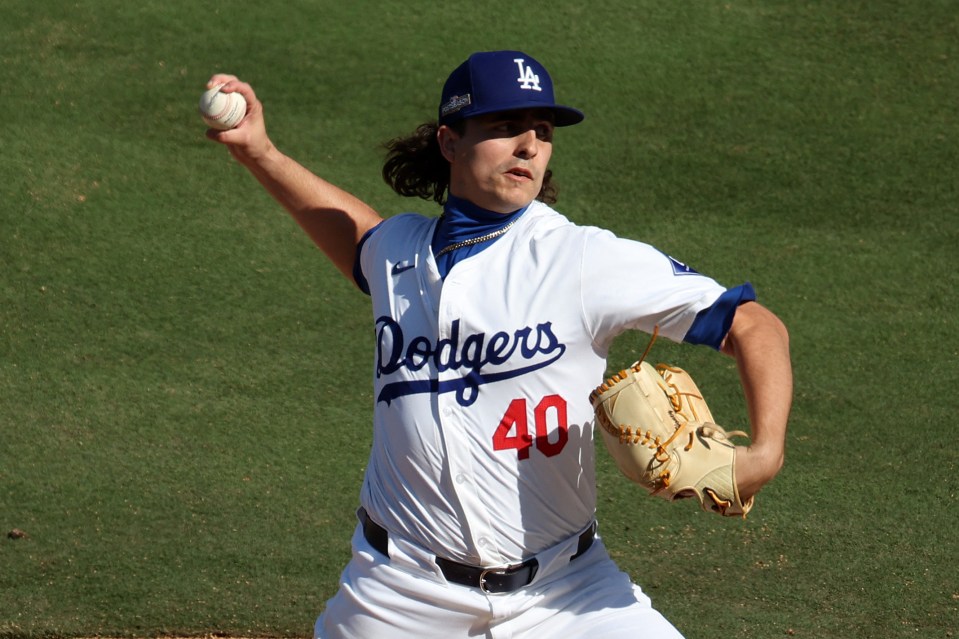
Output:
[439, 109, 555, 214]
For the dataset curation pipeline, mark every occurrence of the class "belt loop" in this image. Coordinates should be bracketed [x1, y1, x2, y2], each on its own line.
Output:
[570, 520, 597, 562]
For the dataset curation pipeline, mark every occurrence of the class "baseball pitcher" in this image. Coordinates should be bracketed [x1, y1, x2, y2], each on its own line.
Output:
[203, 50, 792, 639]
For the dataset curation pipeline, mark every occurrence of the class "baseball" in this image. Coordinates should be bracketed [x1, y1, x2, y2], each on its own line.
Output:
[198, 83, 247, 130]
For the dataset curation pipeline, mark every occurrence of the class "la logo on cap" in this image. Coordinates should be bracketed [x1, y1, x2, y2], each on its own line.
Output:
[438, 50, 584, 127]
[514, 59, 542, 92]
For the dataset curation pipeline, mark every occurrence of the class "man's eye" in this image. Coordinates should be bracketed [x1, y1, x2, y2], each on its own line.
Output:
[535, 125, 553, 141]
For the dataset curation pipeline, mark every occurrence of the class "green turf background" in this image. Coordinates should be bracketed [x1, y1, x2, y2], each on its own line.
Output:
[2, 1, 957, 637]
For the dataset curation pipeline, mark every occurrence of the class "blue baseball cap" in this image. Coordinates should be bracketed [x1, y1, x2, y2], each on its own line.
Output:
[438, 50, 584, 127]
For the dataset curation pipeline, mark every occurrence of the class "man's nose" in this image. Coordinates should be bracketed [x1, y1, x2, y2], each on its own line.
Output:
[514, 128, 539, 159]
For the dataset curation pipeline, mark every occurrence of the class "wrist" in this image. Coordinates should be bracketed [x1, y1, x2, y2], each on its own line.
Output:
[735, 444, 784, 500]
[236, 138, 279, 167]
[747, 443, 785, 478]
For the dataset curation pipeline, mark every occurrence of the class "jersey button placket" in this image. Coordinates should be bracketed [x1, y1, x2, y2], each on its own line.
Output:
[435, 286, 497, 564]
[438, 394, 484, 560]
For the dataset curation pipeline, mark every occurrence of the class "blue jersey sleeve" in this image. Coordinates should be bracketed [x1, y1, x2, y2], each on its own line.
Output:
[353, 222, 385, 295]
[682, 283, 757, 349]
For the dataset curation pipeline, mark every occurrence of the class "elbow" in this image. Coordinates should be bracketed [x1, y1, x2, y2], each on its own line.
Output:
[721, 301, 790, 357]
[772, 310, 790, 346]
[772, 449, 786, 475]
[755, 302, 790, 344]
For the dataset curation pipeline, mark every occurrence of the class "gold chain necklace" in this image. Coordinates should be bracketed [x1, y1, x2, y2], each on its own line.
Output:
[434, 219, 518, 258]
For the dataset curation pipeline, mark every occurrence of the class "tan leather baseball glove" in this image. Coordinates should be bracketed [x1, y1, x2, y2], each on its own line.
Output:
[589, 360, 754, 517]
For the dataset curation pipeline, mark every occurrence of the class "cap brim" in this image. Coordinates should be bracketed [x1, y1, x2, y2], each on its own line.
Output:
[444, 102, 584, 127]
[552, 106, 585, 127]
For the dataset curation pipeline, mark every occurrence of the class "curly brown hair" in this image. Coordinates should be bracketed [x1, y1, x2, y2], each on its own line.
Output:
[382, 121, 557, 206]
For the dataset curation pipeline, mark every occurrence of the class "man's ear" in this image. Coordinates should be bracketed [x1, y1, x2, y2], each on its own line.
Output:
[437, 125, 459, 163]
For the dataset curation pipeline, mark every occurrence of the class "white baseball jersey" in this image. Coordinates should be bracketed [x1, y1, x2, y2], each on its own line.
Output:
[356, 200, 727, 567]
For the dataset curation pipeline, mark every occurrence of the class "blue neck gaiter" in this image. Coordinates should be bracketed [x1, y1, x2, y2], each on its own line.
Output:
[432, 194, 529, 278]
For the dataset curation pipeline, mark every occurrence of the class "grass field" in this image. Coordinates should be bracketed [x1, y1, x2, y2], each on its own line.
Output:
[2, 1, 957, 637]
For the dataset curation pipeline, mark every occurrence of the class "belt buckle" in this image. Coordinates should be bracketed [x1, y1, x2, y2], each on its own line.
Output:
[478, 568, 497, 594]
[478, 561, 533, 594]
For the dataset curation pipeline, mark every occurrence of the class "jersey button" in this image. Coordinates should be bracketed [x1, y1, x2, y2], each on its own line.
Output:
[455, 473, 468, 484]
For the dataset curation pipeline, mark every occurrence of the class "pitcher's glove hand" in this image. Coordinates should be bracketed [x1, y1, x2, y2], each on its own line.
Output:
[590, 361, 754, 517]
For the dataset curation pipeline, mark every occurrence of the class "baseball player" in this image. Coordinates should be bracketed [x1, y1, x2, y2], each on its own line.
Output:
[205, 50, 792, 638]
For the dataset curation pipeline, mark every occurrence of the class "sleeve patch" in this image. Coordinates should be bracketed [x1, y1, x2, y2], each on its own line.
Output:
[667, 255, 700, 276]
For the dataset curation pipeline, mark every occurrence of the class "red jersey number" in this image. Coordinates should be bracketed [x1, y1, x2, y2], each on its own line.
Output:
[492, 395, 569, 460]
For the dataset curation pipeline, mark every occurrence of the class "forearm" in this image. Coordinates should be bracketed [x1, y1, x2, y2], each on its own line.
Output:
[205, 74, 383, 281]
[238, 144, 382, 279]
[720, 302, 793, 496]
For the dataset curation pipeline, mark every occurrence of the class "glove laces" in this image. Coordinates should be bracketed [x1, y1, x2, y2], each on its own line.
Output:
[597, 326, 747, 492]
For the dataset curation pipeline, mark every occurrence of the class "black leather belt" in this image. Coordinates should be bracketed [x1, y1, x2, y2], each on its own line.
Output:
[358, 508, 596, 594]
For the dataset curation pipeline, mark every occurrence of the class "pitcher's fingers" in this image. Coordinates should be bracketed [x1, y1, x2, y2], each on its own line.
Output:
[209, 79, 259, 116]
[206, 73, 239, 89]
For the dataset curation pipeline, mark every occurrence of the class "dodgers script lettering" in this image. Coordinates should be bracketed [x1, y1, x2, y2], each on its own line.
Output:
[375, 317, 566, 406]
